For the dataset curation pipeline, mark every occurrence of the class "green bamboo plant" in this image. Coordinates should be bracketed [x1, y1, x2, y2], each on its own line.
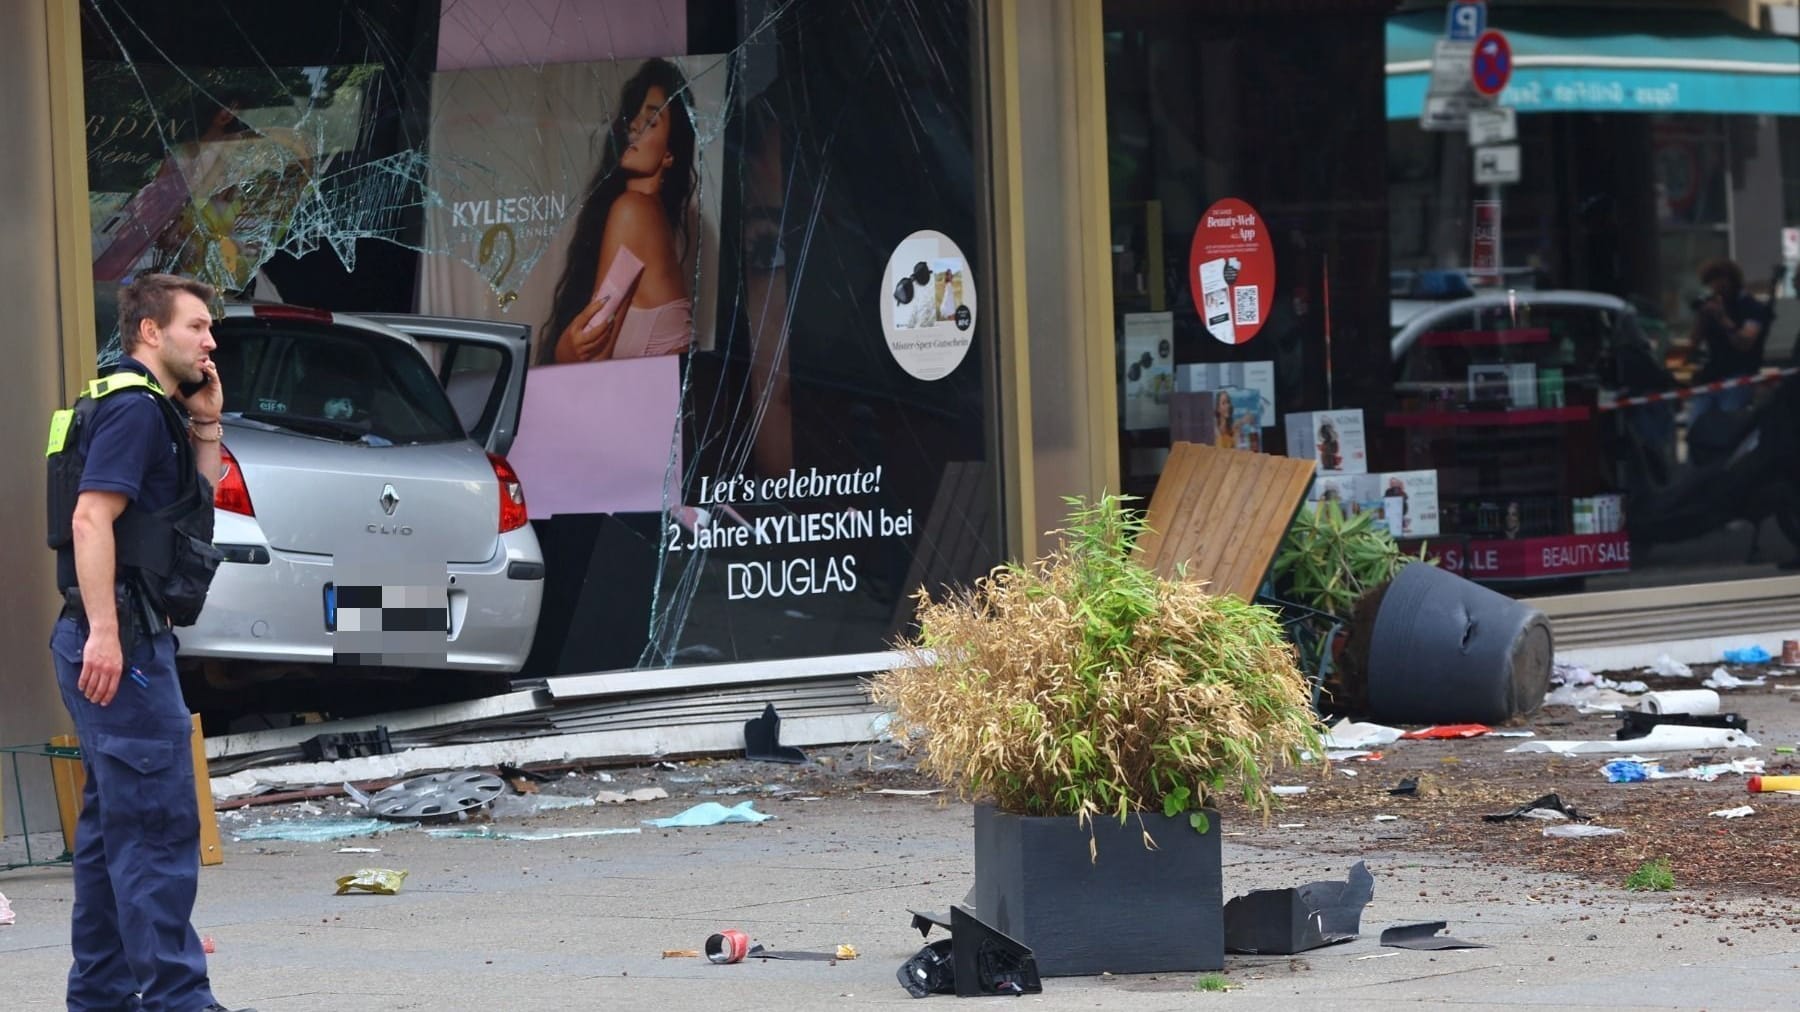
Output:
[1272, 500, 1421, 619]
[872, 494, 1324, 855]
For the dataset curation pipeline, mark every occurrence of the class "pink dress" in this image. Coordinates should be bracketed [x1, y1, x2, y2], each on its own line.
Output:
[612, 298, 694, 359]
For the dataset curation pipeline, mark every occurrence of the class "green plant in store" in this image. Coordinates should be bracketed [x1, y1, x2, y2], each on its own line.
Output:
[871, 493, 1324, 846]
[1273, 500, 1422, 620]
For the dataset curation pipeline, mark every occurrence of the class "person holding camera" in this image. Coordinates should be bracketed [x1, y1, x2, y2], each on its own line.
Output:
[1687, 257, 1771, 421]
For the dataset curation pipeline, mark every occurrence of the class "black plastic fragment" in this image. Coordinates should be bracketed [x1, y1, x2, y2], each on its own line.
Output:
[1379, 921, 1489, 950]
[1389, 777, 1419, 796]
[896, 905, 1041, 998]
[949, 905, 1042, 997]
[1482, 793, 1583, 822]
[1617, 710, 1748, 741]
[744, 702, 807, 764]
[910, 909, 953, 938]
[1224, 861, 1375, 955]
[300, 726, 392, 762]
[898, 939, 955, 997]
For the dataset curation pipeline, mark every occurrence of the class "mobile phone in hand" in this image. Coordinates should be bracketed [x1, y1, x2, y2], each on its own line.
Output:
[178, 372, 212, 399]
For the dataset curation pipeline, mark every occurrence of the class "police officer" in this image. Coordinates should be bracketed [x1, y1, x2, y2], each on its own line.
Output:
[49, 273, 253, 1012]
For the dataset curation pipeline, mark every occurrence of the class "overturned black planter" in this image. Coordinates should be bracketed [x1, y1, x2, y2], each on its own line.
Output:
[1365, 562, 1553, 725]
[973, 804, 1223, 976]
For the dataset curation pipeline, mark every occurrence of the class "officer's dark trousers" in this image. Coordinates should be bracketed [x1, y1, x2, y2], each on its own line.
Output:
[51, 616, 217, 1012]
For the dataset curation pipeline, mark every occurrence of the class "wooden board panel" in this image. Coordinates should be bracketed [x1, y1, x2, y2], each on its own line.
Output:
[1140, 442, 1316, 600]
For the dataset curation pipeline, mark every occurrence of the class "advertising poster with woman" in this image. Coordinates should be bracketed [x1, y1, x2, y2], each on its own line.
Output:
[421, 55, 728, 516]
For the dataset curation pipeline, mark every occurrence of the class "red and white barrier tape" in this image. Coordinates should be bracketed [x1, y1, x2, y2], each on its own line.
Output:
[1599, 366, 1800, 412]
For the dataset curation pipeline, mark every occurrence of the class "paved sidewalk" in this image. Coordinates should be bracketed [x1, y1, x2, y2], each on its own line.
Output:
[0, 783, 1790, 1011]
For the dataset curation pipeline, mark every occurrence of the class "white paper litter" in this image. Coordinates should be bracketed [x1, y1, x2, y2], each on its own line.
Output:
[1323, 718, 1403, 749]
[1611, 680, 1650, 694]
[1544, 684, 1642, 710]
[1489, 730, 1536, 738]
[1543, 824, 1624, 838]
[1325, 749, 1374, 761]
[1373, 814, 1400, 822]
[1552, 661, 1596, 685]
[1646, 654, 1693, 678]
[1647, 758, 1765, 782]
[1271, 786, 1309, 796]
[0, 892, 13, 926]
[1277, 823, 1307, 829]
[594, 788, 670, 804]
[1338, 769, 1359, 777]
[335, 847, 381, 854]
[1702, 668, 1766, 690]
[1709, 805, 1755, 819]
[1509, 725, 1760, 755]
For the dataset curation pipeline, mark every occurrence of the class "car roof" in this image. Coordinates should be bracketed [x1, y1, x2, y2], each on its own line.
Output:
[219, 302, 425, 354]
[1390, 290, 1635, 361]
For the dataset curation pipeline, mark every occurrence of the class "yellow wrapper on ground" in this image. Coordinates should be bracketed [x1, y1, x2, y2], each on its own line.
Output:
[836, 944, 859, 960]
[335, 868, 408, 895]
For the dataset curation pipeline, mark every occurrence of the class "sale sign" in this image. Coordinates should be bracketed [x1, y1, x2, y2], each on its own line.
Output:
[1189, 197, 1275, 345]
[1437, 533, 1631, 580]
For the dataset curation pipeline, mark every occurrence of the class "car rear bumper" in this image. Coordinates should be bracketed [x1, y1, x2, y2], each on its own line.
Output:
[179, 514, 543, 672]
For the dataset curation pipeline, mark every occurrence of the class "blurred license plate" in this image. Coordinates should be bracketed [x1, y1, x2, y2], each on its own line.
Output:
[323, 583, 450, 634]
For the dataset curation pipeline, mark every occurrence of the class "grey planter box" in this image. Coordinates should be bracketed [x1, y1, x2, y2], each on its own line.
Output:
[973, 804, 1223, 976]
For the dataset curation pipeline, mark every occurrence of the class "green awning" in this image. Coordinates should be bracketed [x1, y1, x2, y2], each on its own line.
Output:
[1388, 8, 1800, 119]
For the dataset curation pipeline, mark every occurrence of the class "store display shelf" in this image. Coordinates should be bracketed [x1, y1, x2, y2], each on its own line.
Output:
[1386, 407, 1592, 428]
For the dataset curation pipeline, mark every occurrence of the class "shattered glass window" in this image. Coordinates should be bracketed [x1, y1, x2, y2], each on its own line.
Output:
[82, 0, 1002, 672]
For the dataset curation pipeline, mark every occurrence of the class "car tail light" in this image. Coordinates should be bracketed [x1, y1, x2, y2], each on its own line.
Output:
[216, 444, 255, 516]
[488, 452, 528, 533]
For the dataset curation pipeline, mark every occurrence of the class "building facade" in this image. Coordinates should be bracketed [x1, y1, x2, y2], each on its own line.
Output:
[4, 0, 1797, 826]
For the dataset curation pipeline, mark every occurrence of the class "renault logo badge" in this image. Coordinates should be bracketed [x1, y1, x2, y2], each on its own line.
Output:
[380, 483, 400, 516]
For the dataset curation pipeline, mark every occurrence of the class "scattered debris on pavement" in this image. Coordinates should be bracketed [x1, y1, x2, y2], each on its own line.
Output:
[594, 787, 669, 804]
[425, 826, 642, 841]
[1323, 719, 1402, 749]
[898, 906, 1041, 998]
[1703, 668, 1767, 690]
[1543, 824, 1623, 838]
[644, 801, 772, 828]
[232, 818, 393, 843]
[1400, 725, 1491, 740]
[365, 771, 507, 820]
[335, 868, 408, 895]
[1509, 726, 1758, 754]
[1379, 922, 1487, 950]
[1645, 654, 1694, 678]
[1224, 861, 1373, 955]
[744, 702, 808, 764]
[1484, 794, 1583, 822]
[1722, 645, 1772, 665]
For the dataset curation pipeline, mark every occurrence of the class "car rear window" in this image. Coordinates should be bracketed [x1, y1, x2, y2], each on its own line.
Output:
[212, 318, 465, 445]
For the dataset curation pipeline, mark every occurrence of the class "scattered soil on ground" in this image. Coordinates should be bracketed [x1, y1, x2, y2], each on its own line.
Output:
[1212, 666, 1800, 927]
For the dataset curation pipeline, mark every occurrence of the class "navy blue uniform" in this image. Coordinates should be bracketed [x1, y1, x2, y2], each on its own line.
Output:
[50, 356, 220, 1012]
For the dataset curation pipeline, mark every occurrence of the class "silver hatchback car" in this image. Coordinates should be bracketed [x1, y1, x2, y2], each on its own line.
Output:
[179, 303, 544, 678]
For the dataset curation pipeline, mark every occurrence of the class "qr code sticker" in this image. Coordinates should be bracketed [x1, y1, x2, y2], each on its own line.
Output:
[1233, 285, 1260, 327]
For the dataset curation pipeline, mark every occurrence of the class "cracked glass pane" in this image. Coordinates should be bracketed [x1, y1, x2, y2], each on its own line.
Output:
[82, 0, 1001, 673]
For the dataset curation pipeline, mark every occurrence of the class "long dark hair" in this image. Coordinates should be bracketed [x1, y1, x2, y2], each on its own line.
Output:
[542, 58, 697, 363]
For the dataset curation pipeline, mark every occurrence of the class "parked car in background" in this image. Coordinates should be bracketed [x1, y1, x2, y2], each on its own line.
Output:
[181, 303, 543, 689]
